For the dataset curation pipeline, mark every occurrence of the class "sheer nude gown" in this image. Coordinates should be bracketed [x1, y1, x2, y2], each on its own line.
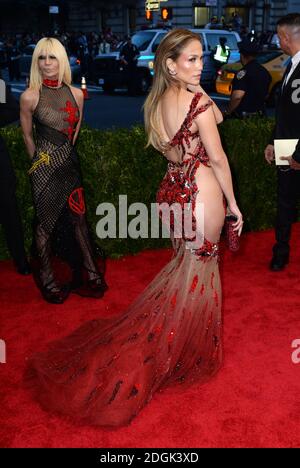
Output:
[26, 92, 226, 427]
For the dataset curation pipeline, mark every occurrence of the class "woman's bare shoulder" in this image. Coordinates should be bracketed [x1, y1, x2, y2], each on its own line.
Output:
[69, 85, 83, 109]
[162, 87, 205, 112]
[20, 88, 39, 110]
[70, 85, 83, 101]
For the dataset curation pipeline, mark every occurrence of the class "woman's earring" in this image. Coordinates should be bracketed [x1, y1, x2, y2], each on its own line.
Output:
[168, 69, 177, 76]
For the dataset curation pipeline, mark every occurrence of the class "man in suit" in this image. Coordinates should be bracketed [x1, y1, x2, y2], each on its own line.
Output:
[265, 13, 300, 271]
[0, 75, 30, 275]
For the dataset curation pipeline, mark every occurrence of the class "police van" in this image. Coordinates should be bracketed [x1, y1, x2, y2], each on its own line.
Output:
[92, 28, 241, 94]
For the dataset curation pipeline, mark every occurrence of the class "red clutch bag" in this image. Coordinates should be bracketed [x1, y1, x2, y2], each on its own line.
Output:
[225, 215, 240, 252]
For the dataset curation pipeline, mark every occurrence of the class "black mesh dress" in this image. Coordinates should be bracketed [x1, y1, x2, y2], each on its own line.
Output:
[29, 82, 107, 303]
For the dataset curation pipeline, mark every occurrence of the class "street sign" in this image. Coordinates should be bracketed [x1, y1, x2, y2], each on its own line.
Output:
[145, 1, 160, 11]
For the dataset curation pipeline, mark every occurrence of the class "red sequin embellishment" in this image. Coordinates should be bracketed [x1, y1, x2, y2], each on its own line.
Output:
[168, 92, 212, 166]
[68, 187, 86, 215]
[189, 275, 198, 293]
[60, 100, 79, 140]
[170, 290, 178, 308]
[214, 290, 219, 307]
[211, 272, 215, 289]
[168, 329, 175, 344]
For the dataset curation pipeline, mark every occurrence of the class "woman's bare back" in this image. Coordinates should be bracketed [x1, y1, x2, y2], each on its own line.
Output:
[158, 88, 225, 243]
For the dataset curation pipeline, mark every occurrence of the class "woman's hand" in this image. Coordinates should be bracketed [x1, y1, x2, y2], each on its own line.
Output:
[227, 202, 243, 236]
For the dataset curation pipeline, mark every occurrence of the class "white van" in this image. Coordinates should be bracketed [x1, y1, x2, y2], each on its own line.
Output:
[92, 28, 241, 93]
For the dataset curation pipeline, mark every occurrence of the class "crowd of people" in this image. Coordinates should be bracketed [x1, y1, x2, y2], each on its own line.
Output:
[205, 12, 279, 48]
[0, 29, 124, 80]
[0, 17, 281, 81]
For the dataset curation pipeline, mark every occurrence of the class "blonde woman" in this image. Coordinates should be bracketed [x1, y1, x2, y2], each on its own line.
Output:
[26, 30, 242, 427]
[20, 37, 107, 304]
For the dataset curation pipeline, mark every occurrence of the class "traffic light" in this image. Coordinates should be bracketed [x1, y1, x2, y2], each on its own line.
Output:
[145, 10, 153, 21]
[161, 7, 173, 21]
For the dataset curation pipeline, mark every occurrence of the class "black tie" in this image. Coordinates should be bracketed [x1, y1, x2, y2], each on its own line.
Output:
[282, 60, 292, 88]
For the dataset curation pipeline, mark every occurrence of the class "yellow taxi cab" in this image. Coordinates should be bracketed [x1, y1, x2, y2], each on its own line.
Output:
[216, 49, 290, 105]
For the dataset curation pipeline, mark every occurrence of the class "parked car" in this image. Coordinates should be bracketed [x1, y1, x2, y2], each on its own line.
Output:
[215, 49, 289, 106]
[19, 44, 81, 83]
[92, 28, 241, 94]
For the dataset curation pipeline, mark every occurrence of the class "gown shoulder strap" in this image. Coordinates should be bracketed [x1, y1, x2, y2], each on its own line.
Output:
[189, 92, 213, 122]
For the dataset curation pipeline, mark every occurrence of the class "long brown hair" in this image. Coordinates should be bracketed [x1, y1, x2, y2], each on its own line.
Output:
[144, 29, 202, 152]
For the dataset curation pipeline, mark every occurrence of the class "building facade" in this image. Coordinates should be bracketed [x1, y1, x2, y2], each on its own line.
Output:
[66, 0, 300, 35]
[0, 0, 300, 36]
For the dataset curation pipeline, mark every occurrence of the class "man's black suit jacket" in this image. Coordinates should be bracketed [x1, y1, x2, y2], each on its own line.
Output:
[272, 58, 300, 162]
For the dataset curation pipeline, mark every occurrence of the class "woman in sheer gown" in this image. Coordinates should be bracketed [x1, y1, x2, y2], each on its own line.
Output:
[20, 38, 107, 304]
[26, 30, 243, 427]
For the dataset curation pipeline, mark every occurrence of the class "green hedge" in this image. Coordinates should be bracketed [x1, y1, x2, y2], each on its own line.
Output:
[0, 118, 276, 259]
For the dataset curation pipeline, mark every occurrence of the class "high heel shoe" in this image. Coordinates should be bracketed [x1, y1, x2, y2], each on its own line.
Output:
[30, 248, 70, 304]
[71, 268, 108, 298]
[32, 265, 70, 304]
[40, 281, 70, 304]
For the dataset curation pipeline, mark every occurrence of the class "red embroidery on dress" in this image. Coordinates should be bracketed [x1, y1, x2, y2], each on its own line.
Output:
[154, 325, 162, 334]
[156, 93, 220, 260]
[170, 290, 178, 308]
[68, 187, 86, 215]
[189, 275, 198, 293]
[60, 100, 79, 141]
[214, 290, 219, 307]
[211, 272, 215, 289]
[168, 92, 212, 166]
[168, 329, 175, 344]
[206, 311, 213, 332]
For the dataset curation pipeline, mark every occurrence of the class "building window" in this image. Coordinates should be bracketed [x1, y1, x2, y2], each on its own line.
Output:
[129, 7, 136, 32]
[224, 7, 250, 29]
[194, 7, 210, 28]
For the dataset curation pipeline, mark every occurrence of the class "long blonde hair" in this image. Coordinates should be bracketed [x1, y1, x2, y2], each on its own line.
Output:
[144, 29, 202, 152]
[29, 37, 72, 90]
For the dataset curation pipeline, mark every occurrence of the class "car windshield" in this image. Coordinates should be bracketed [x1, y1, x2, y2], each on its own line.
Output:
[206, 33, 239, 51]
[131, 32, 156, 51]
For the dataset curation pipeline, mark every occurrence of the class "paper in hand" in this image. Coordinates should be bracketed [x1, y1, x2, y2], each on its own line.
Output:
[274, 139, 299, 166]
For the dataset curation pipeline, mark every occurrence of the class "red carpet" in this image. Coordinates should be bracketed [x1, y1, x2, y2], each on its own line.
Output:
[1, 226, 300, 448]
